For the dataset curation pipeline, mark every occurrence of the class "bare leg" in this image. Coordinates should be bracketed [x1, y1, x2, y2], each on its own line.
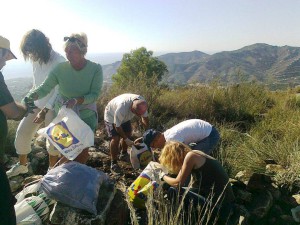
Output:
[19, 154, 28, 166]
[58, 156, 69, 165]
[120, 131, 132, 154]
[58, 148, 90, 165]
[120, 138, 127, 154]
[110, 136, 121, 161]
[74, 148, 90, 164]
[49, 155, 59, 168]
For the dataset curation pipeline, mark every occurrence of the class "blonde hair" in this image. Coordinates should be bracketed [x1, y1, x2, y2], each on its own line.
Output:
[159, 141, 191, 174]
[64, 32, 88, 55]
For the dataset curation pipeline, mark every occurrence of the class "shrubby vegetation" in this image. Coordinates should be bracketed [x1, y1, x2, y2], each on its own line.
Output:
[5, 47, 300, 220]
[104, 79, 300, 184]
[98, 47, 300, 190]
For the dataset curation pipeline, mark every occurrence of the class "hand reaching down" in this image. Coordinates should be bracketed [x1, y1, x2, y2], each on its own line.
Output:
[33, 109, 47, 123]
[64, 98, 78, 108]
[125, 138, 134, 146]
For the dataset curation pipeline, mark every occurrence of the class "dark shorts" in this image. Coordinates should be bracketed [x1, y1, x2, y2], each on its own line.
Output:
[104, 120, 132, 138]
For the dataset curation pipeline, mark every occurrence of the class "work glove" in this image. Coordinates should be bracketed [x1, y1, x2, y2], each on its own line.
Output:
[64, 98, 78, 108]
[24, 92, 38, 102]
[125, 138, 134, 147]
[23, 96, 37, 117]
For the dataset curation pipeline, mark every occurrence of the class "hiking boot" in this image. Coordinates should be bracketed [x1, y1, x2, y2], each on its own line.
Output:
[6, 162, 29, 178]
[110, 162, 122, 174]
[119, 152, 130, 162]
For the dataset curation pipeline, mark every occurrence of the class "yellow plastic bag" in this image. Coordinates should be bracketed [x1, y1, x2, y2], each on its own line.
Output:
[127, 161, 166, 208]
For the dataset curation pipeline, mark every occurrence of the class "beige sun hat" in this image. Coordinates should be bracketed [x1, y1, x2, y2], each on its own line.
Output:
[0, 36, 17, 60]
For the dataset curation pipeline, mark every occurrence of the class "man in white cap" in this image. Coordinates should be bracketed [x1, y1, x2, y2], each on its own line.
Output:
[0, 35, 34, 225]
[0, 36, 32, 163]
[104, 93, 149, 173]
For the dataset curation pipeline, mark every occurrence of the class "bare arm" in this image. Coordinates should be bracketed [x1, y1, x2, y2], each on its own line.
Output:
[141, 116, 149, 129]
[32, 108, 47, 123]
[134, 137, 143, 144]
[115, 125, 129, 139]
[162, 152, 206, 187]
[0, 102, 27, 120]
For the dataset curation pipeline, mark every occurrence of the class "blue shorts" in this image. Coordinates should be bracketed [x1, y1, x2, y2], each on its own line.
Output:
[104, 120, 132, 138]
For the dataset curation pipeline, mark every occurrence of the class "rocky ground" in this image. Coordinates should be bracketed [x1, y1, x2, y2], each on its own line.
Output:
[6, 129, 148, 225]
[5, 128, 300, 225]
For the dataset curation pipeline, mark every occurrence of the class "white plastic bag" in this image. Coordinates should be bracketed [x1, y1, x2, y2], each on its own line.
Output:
[15, 192, 55, 225]
[15, 181, 41, 204]
[38, 106, 94, 160]
[130, 143, 155, 169]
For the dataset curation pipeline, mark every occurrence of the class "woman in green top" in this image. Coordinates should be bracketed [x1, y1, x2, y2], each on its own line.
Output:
[28, 32, 103, 164]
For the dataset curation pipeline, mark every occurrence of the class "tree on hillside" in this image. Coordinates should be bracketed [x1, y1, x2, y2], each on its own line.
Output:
[112, 47, 168, 86]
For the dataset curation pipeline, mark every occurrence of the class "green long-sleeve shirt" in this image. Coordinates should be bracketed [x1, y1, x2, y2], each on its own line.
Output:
[32, 60, 103, 121]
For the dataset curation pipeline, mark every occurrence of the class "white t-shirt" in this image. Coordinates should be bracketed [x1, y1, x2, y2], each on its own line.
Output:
[164, 119, 212, 144]
[104, 93, 148, 127]
[31, 50, 65, 109]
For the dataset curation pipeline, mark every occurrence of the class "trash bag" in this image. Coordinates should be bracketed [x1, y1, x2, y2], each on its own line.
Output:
[15, 181, 41, 204]
[15, 192, 55, 225]
[130, 143, 155, 169]
[37, 106, 94, 160]
[40, 161, 109, 215]
[127, 161, 167, 208]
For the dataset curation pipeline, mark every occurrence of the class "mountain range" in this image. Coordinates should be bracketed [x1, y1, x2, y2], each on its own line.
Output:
[6, 43, 300, 97]
[102, 43, 300, 87]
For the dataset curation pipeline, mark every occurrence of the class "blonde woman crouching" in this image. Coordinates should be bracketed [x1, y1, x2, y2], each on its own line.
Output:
[159, 141, 236, 224]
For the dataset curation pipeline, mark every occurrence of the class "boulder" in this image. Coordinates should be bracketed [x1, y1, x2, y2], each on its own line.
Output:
[9, 175, 25, 192]
[235, 170, 252, 185]
[292, 194, 300, 204]
[265, 164, 286, 175]
[34, 135, 47, 148]
[247, 190, 273, 219]
[235, 189, 252, 203]
[246, 173, 272, 191]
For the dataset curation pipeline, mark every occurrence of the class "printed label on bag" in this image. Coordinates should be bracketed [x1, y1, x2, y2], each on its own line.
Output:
[127, 172, 159, 208]
[47, 121, 79, 149]
[137, 151, 153, 167]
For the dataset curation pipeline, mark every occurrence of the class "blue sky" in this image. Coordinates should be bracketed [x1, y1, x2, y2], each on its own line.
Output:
[0, 0, 300, 78]
[2, 0, 300, 61]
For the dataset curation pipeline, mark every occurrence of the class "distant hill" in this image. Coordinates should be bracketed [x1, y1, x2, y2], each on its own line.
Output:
[102, 61, 121, 82]
[102, 44, 300, 87]
[6, 44, 300, 96]
[6, 77, 32, 101]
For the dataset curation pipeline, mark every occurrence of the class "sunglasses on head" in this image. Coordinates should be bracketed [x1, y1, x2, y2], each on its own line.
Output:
[63, 36, 86, 47]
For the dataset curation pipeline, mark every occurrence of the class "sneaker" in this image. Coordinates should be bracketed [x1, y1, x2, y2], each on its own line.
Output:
[119, 152, 130, 162]
[6, 162, 29, 178]
[110, 162, 122, 174]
